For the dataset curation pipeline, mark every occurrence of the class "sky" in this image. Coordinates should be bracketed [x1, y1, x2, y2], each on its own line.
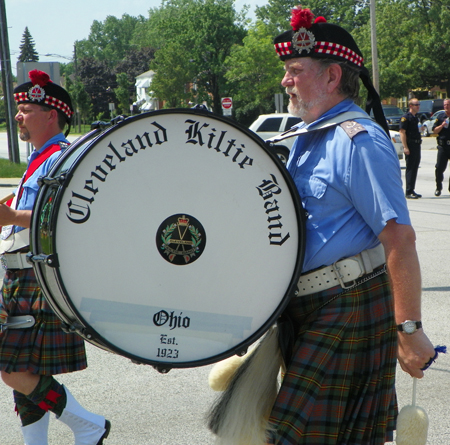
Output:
[4, 0, 260, 75]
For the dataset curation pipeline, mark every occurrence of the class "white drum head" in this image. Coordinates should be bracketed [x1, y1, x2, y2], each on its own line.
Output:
[34, 110, 305, 369]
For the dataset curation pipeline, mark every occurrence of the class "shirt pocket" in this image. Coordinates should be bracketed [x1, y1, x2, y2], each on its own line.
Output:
[297, 175, 327, 199]
[296, 175, 328, 221]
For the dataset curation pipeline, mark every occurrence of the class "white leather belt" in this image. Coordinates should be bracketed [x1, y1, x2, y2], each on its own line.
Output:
[296, 244, 386, 297]
[1, 252, 32, 270]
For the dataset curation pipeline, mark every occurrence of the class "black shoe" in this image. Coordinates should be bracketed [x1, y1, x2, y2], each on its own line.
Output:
[411, 192, 422, 198]
[435, 189, 442, 197]
[405, 194, 419, 199]
[97, 420, 111, 445]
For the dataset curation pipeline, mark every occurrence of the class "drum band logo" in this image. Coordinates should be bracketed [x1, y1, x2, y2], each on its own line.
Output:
[256, 174, 290, 246]
[157, 214, 206, 265]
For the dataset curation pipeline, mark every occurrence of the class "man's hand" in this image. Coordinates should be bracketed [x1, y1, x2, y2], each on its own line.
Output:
[397, 329, 436, 378]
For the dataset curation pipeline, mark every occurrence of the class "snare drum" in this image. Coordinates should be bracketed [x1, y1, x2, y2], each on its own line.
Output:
[29, 109, 305, 371]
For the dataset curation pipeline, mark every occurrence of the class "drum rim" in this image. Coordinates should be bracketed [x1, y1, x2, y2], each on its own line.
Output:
[30, 108, 306, 370]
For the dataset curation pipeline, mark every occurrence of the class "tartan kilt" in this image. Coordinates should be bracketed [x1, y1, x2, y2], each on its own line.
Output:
[0, 268, 87, 375]
[268, 271, 397, 445]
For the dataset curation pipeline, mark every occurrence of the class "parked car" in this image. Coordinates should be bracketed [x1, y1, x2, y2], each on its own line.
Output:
[249, 113, 302, 164]
[381, 105, 404, 131]
[389, 130, 404, 160]
[421, 110, 445, 137]
[416, 99, 444, 123]
[249, 112, 403, 163]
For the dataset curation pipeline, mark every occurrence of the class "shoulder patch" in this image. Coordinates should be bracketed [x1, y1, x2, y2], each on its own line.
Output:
[339, 120, 368, 139]
[401, 117, 407, 122]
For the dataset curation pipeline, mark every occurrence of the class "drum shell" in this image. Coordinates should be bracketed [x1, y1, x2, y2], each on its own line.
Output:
[30, 109, 306, 369]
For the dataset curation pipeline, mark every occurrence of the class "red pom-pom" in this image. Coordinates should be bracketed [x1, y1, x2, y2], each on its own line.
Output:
[314, 16, 327, 24]
[290, 6, 315, 31]
[28, 70, 51, 87]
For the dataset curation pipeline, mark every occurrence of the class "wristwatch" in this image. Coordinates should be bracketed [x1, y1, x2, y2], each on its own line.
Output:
[397, 320, 422, 334]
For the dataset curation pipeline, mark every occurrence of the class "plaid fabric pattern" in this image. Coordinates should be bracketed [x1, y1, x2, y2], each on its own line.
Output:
[268, 272, 397, 445]
[0, 269, 87, 375]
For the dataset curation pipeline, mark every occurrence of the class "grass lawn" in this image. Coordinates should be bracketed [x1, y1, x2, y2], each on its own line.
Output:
[0, 158, 27, 177]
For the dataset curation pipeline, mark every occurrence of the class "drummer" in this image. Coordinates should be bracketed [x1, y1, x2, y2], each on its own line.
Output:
[210, 6, 436, 445]
[0, 70, 110, 444]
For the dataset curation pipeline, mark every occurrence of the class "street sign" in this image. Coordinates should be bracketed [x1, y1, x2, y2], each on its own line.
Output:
[221, 97, 232, 116]
[221, 97, 233, 109]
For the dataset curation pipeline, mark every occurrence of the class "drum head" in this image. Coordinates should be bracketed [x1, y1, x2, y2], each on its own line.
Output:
[33, 109, 305, 369]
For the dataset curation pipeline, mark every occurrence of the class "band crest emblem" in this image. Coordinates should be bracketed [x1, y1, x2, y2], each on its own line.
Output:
[156, 213, 206, 265]
[28, 84, 46, 102]
[292, 28, 315, 53]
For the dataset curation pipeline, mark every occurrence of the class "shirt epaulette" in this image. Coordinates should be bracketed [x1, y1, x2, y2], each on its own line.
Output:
[339, 120, 368, 139]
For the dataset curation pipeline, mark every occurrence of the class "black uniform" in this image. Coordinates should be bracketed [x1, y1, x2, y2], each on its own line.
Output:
[432, 114, 450, 193]
[399, 111, 422, 196]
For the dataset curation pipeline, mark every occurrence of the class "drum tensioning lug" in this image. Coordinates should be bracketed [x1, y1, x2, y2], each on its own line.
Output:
[152, 364, 173, 374]
[62, 322, 95, 341]
[37, 174, 67, 188]
[236, 348, 248, 356]
[26, 253, 59, 268]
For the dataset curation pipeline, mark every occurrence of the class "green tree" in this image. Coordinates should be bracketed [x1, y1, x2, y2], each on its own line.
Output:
[114, 72, 131, 114]
[225, 21, 285, 124]
[18, 27, 39, 62]
[77, 58, 116, 117]
[142, 0, 247, 113]
[66, 77, 92, 127]
[113, 47, 156, 108]
[76, 14, 147, 66]
[150, 42, 196, 108]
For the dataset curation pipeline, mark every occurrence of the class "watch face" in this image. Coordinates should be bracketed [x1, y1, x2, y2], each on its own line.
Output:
[403, 320, 416, 334]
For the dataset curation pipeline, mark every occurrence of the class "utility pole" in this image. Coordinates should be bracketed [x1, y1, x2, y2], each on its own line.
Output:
[0, 0, 20, 163]
[370, 0, 380, 94]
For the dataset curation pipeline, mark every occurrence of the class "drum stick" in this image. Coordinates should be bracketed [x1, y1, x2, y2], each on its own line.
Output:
[0, 193, 14, 205]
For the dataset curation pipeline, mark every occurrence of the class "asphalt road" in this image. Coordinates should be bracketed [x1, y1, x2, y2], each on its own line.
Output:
[0, 134, 449, 444]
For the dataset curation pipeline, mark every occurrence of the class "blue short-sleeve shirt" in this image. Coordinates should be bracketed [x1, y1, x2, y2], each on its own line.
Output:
[14, 133, 68, 232]
[287, 99, 410, 272]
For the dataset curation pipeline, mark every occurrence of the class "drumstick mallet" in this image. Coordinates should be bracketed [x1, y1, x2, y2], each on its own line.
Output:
[396, 345, 446, 445]
[0, 193, 14, 205]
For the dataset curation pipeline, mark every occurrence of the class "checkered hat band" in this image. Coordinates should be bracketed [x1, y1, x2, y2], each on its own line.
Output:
[44, 96, 74, 118]
[275, 41, 294, 57]
[14, 92, 73, 118]
[314, 41, 363, 67]
[14, 92, 28, 102]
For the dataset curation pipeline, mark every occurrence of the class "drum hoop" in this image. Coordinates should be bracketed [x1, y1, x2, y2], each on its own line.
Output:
[31, 108, 306, 369]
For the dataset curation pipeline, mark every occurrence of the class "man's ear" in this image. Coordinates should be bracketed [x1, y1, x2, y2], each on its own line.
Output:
[48, 108, 59, 124]
[326, 63, 343, 93]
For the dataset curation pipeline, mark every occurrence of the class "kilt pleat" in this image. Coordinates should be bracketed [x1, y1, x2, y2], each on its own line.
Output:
[0, 269, 87, 375]
[268, 272, 397, 445]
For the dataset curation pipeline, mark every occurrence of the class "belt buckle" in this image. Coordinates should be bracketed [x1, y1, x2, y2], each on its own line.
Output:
[332, 261, 357, 290]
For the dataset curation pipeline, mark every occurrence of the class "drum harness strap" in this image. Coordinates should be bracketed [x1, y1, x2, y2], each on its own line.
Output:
[0, 142, 66, 269]
[266, 111, 387, 298]
[265, 111, 372, 145]
[0, 143, 68, 332]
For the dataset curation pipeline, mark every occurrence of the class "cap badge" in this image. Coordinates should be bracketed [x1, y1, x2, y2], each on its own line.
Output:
[292, 27, 316, 54]
[28, 84, 46, 102]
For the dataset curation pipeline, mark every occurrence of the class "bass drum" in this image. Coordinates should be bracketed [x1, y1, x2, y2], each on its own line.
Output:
[29, 109, 305, 371]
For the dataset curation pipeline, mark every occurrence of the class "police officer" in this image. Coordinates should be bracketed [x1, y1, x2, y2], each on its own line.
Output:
[432, 98, 450, 196]
[399, 99, 423, 199]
